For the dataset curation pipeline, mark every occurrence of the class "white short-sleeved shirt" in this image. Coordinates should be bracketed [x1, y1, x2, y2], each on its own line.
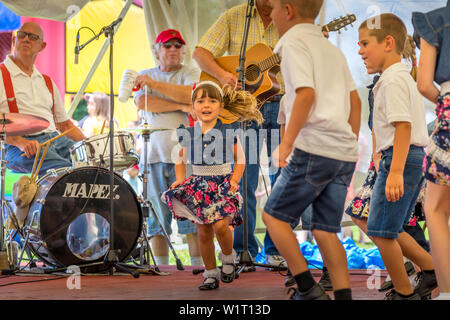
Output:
[133, 64, 200, 164]
[0, 55, 68, 134]
[372, 63, 428, 153]
[274, 24, 359, 162]
[277, 95, 287, 125]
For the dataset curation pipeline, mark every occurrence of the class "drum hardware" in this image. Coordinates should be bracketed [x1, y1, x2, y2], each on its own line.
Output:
[76, 18, 139, 278]
[140, 126, 184, 271]
[1, 113, 49, 274]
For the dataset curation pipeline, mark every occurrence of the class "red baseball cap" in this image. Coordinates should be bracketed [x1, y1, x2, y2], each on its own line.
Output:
[155, 29, 186, 45]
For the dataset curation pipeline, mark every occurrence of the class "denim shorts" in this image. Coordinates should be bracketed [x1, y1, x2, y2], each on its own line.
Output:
[367, 146, 425, 239]
[264, 149, 356, 233]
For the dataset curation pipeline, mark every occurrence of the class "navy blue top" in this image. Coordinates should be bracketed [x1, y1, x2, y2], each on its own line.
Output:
[177, 119, 238, 165]
[412, 3, 450, 84]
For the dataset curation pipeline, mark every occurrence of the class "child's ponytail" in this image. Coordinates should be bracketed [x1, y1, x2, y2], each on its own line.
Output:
[403, 35, 418, 81]
[222, 85, 264, 125]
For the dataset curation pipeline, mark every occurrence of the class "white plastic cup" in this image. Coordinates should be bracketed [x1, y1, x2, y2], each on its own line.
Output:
[118, 69, 139, 102]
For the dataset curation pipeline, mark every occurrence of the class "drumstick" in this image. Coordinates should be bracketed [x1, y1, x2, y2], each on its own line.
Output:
[32, 143, 50, 181]
[21, 127, 76, 157]
[100, 119, 107, 134]
[30, 144, 42, 179]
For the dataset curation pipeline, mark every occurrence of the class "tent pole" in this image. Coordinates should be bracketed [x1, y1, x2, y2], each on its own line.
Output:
[67, 0, 134, 116]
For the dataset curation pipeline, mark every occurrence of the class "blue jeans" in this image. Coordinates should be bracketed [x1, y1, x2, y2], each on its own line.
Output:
[232, 101, 285, 257]
[367, 146, 425, 239]
[5, 132, 74, 176]
[145, 163, 197, 236]
[264, 149, 356, 233]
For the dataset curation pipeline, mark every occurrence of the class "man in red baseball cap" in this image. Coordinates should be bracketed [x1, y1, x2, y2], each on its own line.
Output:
[155, 29, 186, 45]
[132, 29, 201, 268]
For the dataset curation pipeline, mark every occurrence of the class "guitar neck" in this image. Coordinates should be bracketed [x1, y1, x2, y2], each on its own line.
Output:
[257, 53, 281, 73]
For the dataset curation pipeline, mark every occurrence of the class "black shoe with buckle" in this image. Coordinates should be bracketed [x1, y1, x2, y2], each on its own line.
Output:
[318, 270, 333, 291]
[414, 271, 438, 300]
[288, 284, 331, 300]
[220, 264, 236, 283]
[198, 277, 219, 290]
[384, 289, 420, 300]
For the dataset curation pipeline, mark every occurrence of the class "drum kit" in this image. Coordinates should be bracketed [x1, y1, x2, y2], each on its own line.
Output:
[0, 112, 184, 275]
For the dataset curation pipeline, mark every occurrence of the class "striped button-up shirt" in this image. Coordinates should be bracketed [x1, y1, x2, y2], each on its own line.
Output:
[196, 3, 284, 91]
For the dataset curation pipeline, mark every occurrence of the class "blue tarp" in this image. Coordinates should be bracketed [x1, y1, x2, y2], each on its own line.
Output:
[0, 2, 20, 31]
[255, 237, 385, 270]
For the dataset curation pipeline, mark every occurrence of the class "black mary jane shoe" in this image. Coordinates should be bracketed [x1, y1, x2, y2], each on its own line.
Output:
[198, 277, 219, 290]
[220, 264, 236, 283]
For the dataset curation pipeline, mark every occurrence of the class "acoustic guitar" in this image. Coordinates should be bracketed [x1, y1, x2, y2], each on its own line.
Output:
[199, 14, 356, 124]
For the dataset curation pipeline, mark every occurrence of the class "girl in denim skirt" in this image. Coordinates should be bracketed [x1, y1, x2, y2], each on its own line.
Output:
[413, 1, 450, 300]
[162, 81, 262, 290]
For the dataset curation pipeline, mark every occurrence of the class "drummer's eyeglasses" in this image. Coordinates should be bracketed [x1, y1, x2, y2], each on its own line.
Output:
[16, 31, 42, 41]
[161, 42, 183, 49]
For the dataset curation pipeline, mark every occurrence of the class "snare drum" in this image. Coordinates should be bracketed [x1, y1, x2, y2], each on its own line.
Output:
[70, 131, 139, 170]
[25, 167, 142, 273]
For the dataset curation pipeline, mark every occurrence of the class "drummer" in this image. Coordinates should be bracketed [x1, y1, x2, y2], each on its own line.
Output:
[0, 22, 85, 176]
[133, 29, 202, 267]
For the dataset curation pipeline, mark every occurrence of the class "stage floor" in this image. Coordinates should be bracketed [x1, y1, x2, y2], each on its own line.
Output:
[0, 266, 391, 300]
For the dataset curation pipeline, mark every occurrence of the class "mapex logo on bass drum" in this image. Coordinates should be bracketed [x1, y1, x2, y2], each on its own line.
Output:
[62, 183, 120, 199]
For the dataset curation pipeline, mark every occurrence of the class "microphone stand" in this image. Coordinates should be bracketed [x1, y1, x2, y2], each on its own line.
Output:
[235, 0, 287, 274]
[76, 18, 138, 278]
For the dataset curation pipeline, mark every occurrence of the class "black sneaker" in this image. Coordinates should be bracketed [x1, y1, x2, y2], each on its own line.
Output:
[318, 270, 333, 291]
[288, 284, 331, 300]
[384, 289, 420, 300]
[285, 269, 296, 287]
[413, 271, 438, 300]
[198, 277, 219, 290]
[379, 261, 415, 292]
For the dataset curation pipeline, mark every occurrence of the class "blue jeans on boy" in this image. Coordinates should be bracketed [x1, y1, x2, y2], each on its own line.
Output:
[265, 149, 355, 233]
[367, 146, 425, 239]
[5, 132, 74, 176]
[232, 101, 286, 258]
[145, 163, 197, 236]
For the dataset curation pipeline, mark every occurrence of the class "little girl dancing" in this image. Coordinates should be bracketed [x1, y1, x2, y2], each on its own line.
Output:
[162, 81, 263, 290]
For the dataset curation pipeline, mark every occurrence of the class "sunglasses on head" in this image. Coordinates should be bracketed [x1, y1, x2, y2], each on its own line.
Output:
[161, 42, 183, 49]
[16, 30, 41, 41]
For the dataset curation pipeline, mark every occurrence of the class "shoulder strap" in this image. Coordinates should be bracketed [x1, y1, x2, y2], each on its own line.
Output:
[42, 74, 57, 125]
[0, 63, 19, 113]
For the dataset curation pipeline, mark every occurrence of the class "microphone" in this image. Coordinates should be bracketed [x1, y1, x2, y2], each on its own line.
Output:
[74, 32, 80, 64]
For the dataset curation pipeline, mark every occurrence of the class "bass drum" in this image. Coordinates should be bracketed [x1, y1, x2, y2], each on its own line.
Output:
[26, 167, 142, 273]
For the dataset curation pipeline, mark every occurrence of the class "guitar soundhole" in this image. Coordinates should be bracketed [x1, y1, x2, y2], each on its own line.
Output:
[245, 64, 261, 82]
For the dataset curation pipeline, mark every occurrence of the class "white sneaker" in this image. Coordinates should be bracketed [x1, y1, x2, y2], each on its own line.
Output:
[266, 254, 287, 268]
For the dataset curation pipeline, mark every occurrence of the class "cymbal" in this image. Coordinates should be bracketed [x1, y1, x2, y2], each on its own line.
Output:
[0, 113, 49, 136]
[122, 124, 171, 133]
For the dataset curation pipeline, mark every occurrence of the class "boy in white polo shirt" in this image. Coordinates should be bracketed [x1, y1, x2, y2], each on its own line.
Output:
[263, 0, 361, 300]
[358, 13, 436, 300]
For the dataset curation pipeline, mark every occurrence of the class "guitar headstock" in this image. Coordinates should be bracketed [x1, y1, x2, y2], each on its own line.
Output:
[324, 14, 356, 32]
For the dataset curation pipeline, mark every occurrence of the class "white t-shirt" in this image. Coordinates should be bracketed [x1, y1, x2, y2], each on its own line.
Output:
[372, 62, 428, 153]
[133, 64, 199, 164]
[274, 24, 359, 162]
[0, 55, 68, 134]
[277, 95, 287, 125]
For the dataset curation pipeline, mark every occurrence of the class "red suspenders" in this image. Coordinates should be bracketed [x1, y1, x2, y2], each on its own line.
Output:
[0, 62, 56, 123]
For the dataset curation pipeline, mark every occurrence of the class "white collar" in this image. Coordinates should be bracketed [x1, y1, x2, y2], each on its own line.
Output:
[4, 55, 40, 78]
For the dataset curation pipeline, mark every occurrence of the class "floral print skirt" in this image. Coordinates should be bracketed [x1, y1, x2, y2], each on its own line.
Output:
[162, 174, 243, 226]
[423, 93, 450, 186]
[345, 161, 426, 225]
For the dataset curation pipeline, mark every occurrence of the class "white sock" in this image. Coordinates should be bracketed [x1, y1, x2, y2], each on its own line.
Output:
[154, 255, 169, 265]
[433, 292, 450, 300]
[203, 267, 220, 281]
[190, 256, 203, 266]
[219, 250, 236, 274]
